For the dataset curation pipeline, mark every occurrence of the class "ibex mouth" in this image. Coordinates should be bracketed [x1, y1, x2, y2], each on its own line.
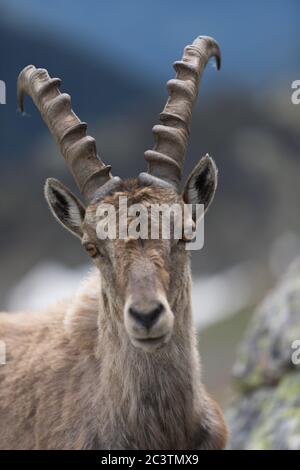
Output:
[131, 333, 170, 351]
[134, 334, 166, 343]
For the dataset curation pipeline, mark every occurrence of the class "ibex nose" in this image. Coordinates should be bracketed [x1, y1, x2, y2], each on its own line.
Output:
[129, 302, 165, 330]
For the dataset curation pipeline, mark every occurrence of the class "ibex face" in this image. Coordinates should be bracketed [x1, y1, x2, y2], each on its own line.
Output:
[18, 36, 221, 352]
[84, 184, 182, 352]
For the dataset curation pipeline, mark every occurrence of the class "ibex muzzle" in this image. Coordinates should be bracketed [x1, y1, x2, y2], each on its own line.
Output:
[124, 256, 174, 351]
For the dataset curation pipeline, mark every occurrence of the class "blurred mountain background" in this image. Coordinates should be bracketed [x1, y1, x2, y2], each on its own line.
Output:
[0, 0, 300, 404]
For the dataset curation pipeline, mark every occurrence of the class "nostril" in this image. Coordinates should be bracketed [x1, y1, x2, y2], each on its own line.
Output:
[152, 302, 164, 317]
[148, 302, 164, 325]
[128, 307, 140, 322]
[129, 302, 165, 329]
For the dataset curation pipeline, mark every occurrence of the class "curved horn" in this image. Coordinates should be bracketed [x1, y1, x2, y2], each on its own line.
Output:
[143, 36, 221, 189]
[17, 65, 119, 202]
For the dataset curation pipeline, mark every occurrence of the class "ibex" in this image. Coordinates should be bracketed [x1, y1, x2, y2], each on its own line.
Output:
[0, 36, 227, 449]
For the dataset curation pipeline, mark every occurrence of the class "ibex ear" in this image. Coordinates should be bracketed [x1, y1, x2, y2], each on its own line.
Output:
[182, 154, 218, 220]
[44, 178, 85, 239]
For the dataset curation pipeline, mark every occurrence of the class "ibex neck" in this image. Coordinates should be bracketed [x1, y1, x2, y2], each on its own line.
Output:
[96, 270, 200, 449]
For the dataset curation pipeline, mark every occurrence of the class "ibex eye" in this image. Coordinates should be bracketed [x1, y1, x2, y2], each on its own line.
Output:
[84, 243, 98, 258]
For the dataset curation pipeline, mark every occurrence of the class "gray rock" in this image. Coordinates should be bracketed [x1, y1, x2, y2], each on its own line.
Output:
[227, 261, 300, 449]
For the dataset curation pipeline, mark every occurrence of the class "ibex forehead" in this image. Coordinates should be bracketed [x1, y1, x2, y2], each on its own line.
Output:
[81, 179, 187, 247]
[84, 179, 181, 219]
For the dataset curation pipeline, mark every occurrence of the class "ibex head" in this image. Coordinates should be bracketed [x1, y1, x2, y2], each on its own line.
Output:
[18, 36, 220, 352]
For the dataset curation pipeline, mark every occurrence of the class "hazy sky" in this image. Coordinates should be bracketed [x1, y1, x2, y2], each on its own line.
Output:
[2, 0, 299, 86]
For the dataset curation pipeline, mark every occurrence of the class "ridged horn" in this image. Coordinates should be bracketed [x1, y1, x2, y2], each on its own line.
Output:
[17, 65, 119, 202]
[144, 36, 221, 189]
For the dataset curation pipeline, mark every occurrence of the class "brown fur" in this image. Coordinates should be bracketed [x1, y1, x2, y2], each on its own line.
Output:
[0, 181, 227, 449]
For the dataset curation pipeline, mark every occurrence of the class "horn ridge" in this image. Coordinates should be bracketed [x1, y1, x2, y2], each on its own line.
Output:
[17, 65, 114, 201]
[144, 35, 221, 189]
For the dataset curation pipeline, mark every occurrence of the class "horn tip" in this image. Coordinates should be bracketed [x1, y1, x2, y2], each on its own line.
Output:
[195, 35, 221, 70]
[17, 65, 37, 112]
